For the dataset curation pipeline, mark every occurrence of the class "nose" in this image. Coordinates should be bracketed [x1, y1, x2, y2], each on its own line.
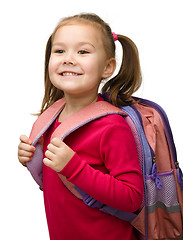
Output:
[63, 52, 76, 65]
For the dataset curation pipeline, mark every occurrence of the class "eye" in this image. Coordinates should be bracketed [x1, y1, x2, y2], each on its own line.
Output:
[78, 50, 89, 55]
[55, 49, 64, 54]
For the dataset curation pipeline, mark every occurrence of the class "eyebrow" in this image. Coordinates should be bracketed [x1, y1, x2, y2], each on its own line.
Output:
[52, 42, 95, 49]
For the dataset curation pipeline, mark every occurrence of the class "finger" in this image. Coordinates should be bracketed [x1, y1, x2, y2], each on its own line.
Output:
[47, 143, 58, 154]
[43, 157, 54, 169]
[18, 142, 36, 152]
[45, 150, 55, 161]
[18, 149, 34, 158]
[50, 138, 63, 147]
[20, 135, 32, 145]
[19, 156, 32, 166]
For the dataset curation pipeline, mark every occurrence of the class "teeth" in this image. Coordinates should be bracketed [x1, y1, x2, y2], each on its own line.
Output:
[62, 72, 79, 76]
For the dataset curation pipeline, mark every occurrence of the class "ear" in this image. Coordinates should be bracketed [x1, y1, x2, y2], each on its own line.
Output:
[102, 58, 116, 79]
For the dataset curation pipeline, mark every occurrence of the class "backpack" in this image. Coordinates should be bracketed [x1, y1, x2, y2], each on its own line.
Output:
[26, 94, 183, 240]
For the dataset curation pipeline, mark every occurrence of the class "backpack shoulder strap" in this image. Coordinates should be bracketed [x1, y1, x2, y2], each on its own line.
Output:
[27, 99, 127, 188]
[29, 98, 66, 145]
[26, 98, 65, 187]
[51, 100, 127, 141]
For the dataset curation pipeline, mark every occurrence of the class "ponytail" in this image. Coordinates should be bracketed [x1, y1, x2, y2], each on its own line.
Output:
[102, 34, 142, 106]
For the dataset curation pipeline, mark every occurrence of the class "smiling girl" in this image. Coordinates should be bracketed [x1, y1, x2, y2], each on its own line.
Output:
[18, 13, 143, 240]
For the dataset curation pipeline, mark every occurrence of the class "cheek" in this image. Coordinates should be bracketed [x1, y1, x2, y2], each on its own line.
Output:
[48, 57, 58, 79]
[83, 58, 101, 75]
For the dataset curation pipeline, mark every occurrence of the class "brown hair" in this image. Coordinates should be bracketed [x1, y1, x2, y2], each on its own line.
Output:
[40, 13, 142, 114]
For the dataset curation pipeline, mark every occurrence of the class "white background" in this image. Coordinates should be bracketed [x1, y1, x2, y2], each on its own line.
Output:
[0, 0, 182, 239]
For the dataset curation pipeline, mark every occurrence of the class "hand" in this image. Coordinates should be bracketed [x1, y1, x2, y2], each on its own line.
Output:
[18, 135, 36, 167]
[43, 138, 75, 172]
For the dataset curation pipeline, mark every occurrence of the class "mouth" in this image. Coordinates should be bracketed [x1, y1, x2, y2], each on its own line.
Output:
[59, 71, 82, 76]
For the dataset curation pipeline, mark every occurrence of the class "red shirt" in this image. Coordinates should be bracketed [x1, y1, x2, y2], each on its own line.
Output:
[43, 97, 143, 240]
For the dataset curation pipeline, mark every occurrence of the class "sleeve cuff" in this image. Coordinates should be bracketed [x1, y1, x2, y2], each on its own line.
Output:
[58, 153, 87, 180]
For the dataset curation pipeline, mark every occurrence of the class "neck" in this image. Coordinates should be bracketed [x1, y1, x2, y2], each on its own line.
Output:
[58, 93, 98, 122]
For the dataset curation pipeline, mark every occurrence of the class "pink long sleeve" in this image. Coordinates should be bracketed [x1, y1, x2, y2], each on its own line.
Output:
[60, 114, 143, 212]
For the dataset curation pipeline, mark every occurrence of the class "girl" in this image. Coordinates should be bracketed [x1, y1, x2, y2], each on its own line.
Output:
[18, 13, 144, 240]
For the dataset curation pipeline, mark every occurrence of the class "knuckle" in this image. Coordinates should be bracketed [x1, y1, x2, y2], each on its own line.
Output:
[18, 156, 30, 166]
[20, 135, 27, 142]
[25, 144, 33, 152]
[20, 135, 32, 144]
[19, 135, 24, 141]
[45, 150, 51, 159]
[47, 144, 52, 150]
[51, 137, 61, 146]
[18, 143, 26, 151]
[51, 138, 57, 143]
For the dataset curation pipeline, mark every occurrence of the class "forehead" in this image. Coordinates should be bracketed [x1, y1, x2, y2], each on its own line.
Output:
[52, 23, 103, 47]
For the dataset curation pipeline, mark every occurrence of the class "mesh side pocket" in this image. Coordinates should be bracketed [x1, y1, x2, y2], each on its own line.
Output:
[146, 170, 180, 213]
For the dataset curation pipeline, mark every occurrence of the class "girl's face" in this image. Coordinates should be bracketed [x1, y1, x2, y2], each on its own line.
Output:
[48, 23, 115, 99]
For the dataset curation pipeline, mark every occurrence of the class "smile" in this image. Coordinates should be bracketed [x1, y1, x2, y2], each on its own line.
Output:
[60, 72, 81, 76]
